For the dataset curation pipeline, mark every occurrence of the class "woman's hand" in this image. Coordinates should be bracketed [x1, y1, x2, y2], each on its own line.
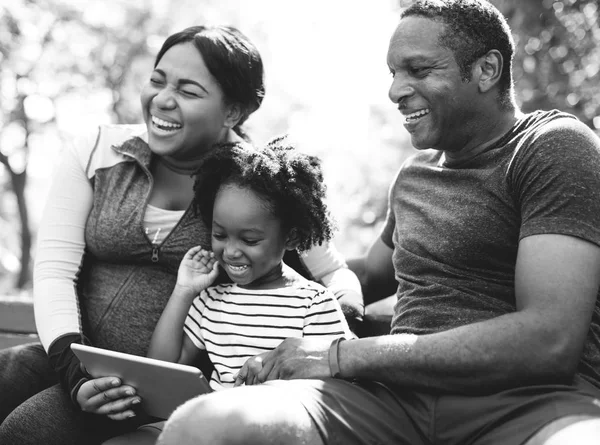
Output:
[176, 246, 219, 295]
[76, 377, 140, 421]
[233, 352, 269, 386]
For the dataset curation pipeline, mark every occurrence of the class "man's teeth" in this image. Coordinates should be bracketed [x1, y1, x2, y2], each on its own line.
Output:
[405, 109, 431, 122]
[152, 116, 182, 130]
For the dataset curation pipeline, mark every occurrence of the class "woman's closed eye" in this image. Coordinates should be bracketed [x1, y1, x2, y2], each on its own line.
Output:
[242, 239, 261, 246]
[179, 89, 201, 98]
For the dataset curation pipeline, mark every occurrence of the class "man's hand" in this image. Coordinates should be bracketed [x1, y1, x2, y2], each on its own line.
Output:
[233, 352, 268, 386]
[254, 338, 333, 383]
[176, 246, 219, 295]
[76, 376, 140, 421]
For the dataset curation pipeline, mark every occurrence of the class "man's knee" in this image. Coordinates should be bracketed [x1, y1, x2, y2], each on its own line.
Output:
[527, 416, 600, 445]
[157, 392, 253, 445]
[158, 385, 321, 445]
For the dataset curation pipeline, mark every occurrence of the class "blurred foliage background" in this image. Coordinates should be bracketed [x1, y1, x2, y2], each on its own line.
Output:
[0, 0, 599, 295]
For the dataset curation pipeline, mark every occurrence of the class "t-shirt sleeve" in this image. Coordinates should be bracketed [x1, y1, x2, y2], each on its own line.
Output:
[33, 130, 98, 351]
[380, 170, 401, 249]
[302, 288, 352, 339]
[512, 116, 600, 246]
[184, 290, 208, 351]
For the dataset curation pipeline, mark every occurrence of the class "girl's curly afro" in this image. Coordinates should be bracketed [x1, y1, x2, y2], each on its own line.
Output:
[193, 136, 335, 252]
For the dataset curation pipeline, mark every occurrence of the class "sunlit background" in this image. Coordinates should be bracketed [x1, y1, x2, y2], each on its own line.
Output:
[1, 0, 599, 295]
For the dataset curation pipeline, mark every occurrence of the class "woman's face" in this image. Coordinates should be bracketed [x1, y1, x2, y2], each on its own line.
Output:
[140, 42, 235, 162]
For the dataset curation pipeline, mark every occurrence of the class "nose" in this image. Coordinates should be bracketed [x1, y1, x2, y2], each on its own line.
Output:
[224, 241, 242, 259]
[154, 86, 176, 109]
[388, 73, 414, 105]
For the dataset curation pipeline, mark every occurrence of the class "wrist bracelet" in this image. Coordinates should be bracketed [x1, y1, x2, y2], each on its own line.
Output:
[328, 337, 345, 379]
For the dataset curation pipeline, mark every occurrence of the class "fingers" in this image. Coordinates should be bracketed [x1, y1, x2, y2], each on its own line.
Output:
[257, 353, 276, 383]
[77, 377, 140, 416]
[233, 363, 248, 387]
[184, 245, 203, 259]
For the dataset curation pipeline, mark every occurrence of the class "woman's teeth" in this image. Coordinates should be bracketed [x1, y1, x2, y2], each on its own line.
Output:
[152, 116, 182, 131]
[228, 264, 248, 272]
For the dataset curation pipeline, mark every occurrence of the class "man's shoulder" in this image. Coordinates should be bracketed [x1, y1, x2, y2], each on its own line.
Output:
[514, 109, 600, 155]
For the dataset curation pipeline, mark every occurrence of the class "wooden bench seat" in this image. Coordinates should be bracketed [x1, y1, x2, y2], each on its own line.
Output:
[0, 295, 396, 351]
[0, 296, 38, 349]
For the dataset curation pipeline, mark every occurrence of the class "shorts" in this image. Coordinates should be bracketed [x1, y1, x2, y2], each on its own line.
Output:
[265, 375, 600, 445]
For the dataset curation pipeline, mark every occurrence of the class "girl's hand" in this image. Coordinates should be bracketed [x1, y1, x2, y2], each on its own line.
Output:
[176, 246, 219, 294]
[76, 377, 140, 421]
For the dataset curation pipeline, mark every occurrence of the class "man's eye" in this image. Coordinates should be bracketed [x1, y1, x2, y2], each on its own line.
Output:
[410, 67, 431, 77]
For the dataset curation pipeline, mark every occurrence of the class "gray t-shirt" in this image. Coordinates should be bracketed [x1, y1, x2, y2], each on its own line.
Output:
[382, 110, 600, 388]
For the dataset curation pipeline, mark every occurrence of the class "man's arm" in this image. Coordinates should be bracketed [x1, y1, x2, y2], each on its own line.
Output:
[258, 234, 600, 393]
[341, 234, 600, 392]
[347, 237, 397, 306]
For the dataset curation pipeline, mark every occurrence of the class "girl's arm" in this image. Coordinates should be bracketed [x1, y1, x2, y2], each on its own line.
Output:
[148, 247, 218, 363]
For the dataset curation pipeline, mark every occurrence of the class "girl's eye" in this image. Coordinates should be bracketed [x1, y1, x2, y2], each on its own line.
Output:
[243, 239, 260, 246]
[212, 233, 226, 240]
[150, 77, 164, 85]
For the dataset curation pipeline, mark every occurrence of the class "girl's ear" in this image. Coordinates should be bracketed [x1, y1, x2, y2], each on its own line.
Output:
[224, 104, 244, 129]
[285, 228, 300, 251]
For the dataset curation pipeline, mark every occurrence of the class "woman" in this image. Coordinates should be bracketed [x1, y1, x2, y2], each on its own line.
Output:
[0, 25, 362, 445]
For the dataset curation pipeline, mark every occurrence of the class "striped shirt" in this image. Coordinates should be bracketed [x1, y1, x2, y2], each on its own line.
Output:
[184, 280, 351, 390]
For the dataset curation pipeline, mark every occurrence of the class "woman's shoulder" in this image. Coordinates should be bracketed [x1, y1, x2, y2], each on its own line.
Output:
[71, 124, 147, 178]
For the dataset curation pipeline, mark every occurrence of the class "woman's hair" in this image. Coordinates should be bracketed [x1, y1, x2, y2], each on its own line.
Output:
[193, 137, 335, 252]
[155, 25, 265, 139]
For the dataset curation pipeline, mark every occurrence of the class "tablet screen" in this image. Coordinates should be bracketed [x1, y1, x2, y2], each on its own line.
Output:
[71, 343, 212, 419]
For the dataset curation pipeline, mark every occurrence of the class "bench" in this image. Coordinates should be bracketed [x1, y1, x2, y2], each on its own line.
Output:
[0, 295, 38, 349]
[0, 295, 396, 350]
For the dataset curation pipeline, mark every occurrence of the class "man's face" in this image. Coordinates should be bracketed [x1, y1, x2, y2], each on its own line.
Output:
[387, 16, 479, 152]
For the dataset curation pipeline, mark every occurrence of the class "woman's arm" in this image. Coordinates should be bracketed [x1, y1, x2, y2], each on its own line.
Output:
[34, 142, 93, 350]
[33, 136, 95, 403]
[301, 241, 364, 333]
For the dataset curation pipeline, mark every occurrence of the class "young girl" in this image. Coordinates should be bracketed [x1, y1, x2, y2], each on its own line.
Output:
[147, 137, 352, 390]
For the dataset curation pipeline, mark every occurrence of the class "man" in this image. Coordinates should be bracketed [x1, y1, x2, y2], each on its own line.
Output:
[157, 1, 600, 443]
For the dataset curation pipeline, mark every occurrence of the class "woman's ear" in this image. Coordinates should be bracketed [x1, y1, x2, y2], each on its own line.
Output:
[285, 228, 300, 251]
[224, 104, 244, 129]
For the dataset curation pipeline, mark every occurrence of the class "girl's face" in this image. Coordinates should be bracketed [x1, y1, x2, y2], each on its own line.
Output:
[140, 42, 237, 163]
[211, 184, 294, 287]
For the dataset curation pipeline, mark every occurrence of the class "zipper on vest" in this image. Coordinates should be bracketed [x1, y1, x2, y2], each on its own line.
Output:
[151, 246, 159, 262]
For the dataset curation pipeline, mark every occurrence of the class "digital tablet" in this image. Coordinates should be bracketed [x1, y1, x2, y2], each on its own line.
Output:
[71, 343, 212, 419]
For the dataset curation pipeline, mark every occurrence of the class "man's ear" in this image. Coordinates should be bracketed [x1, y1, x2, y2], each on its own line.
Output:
[224, 104, 244, 129]
[285, 228, 300, 251]
[475, 49, 503, 93]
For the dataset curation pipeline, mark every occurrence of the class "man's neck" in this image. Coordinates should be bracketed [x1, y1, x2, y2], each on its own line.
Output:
[443, 108, 520, 166]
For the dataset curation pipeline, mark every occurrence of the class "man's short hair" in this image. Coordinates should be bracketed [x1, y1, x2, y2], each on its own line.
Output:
[401, 0, 515, 109]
